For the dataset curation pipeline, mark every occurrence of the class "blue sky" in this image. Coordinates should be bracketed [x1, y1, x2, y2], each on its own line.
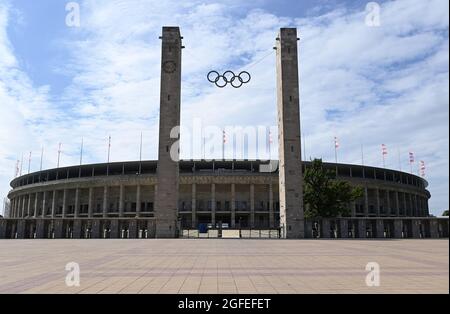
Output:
[0, 0, 448, 216]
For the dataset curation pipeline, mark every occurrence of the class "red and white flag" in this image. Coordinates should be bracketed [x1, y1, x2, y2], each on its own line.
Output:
[409, 152, 415, 163]
[269, 130, 273, 144]
[223, 130, 226, 144]
[381, 144, 388, 155]
[334, 137, 339, 149]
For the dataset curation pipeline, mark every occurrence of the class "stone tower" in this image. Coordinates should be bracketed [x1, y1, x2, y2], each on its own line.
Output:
[275, 28, 305, 238]
[155, 27, 183, 238]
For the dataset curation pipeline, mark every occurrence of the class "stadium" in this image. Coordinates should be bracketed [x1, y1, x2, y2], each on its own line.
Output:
[0, 27, 448, 239]
[1, 159, 448, 239]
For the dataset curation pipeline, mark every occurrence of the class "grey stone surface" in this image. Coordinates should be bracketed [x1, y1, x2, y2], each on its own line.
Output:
[276, 28, 305, 239]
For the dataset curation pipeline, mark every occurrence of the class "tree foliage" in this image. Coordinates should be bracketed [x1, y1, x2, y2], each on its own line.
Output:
[304, 159, 363, 218]
[443, 210, 449, 216]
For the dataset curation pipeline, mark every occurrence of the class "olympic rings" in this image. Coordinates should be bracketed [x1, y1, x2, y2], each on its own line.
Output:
[207, 70, 251, 88]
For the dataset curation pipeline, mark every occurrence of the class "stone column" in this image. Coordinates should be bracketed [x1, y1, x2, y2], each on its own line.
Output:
[411, 219, 421, 238]
[339, 219, 348, 238]
[358, 219, 366, 238]
[375, 219, 384, 238]
[364, 187, 369, 216]
[103, 186, 109, 218]
[27, 194, 32, 217]
[211, 183, 216, 227]
[386, 190, 391, 216]
[375, 188, 380, 216]
[88, 187, 93, 218]
[402, 192, 407, 216]
[429, 220, 439, 238]
[42, 191, 47, 218]
[62, 189, 67, 218]
[275, 28, 304, 238]
[135, 185, 141, 217]
[393, 219, 403, 238]
[321, 219, 330, 238]
[250, 184, 255, 228]
[395, 191, 400, 216]
[51, 191, 57, 218]
[191, 183, 196, 228]
[33, 192, 39, 218]
[74, 188, 80, 218]
[119, 184, 124, 217]
[73, 220, 82, 239]
[231, 183, 236, 228]
[269, 183, 274, 228]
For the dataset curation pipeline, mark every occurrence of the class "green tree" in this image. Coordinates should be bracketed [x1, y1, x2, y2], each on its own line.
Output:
[303, 159, 363, 218]
[443, 210, 449, 216]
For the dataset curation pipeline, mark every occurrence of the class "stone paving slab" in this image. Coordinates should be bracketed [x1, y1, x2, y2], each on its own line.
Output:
[0, 239, 447, 294]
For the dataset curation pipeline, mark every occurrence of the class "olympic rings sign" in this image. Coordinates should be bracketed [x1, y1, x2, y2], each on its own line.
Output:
[207, 70, 251, 88]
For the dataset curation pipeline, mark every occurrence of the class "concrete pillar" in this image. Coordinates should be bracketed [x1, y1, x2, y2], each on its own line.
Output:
[231, 183, 236, 228]
[321, 219, 330, 238]
[16, 220, 26, 239]
[88, 187, 94, 218]
[275, 28, 304, 239]
[119, 185, 124, 217]
[393, 219, 403, 238]
[364, 187, 369, 216]
[51, 191, 57, 218]
[191, 183, 197, 228]
[41, 191, 47, 218]
[35, 220, 45, 239]
[0, 220, 7, 239]
[358, 219, 366, 238]
[135, 185, 141, 217]
[376, 219, 384, 238]
[411, 220, 421, 238]
[110, 220, 119, 239]
[386, 190, 391, 216]
[269, 183, 274, 228]
[305, 220, 313, 238]
[402, 192, 407, 216]
[74, 188, 80, 218]
[27, 194, 32, 217]
[33, 192, 39, 218]
[154, 27, 182, 238]
[62, 189, 67, 218]
[129, 220, 137, 239]
[250, 184, 255, 228]
[339, 219, 348, 238]
[73, 220, 82, 239]
[91, 220, 100, 238]
[103, 186, 109, 218]
[54, 220, 63, 238]
[429, 220, 439, 238]
[211, 183, 216, 227]
[395, 191, 400, 216]
[375, 188, 380, 216]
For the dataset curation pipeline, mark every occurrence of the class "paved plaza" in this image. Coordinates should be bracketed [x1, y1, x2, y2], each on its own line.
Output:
[0, 239, 448, 294]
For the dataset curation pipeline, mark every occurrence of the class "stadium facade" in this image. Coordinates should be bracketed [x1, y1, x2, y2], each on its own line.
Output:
[0, 27, 448, 239]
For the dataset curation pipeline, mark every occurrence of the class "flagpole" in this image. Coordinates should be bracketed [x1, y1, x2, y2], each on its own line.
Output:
[107, 135, 111, 163]
[139, 132, 143, 174]
[79, 137, 84, 166]
[222, 130, 225, 161]
[20, 153, 23, 176]
[361, 144, 365, 166]
[28, 151, 32, 174]
[57, 143, 62, 168]
[40, 147, 44, 171]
